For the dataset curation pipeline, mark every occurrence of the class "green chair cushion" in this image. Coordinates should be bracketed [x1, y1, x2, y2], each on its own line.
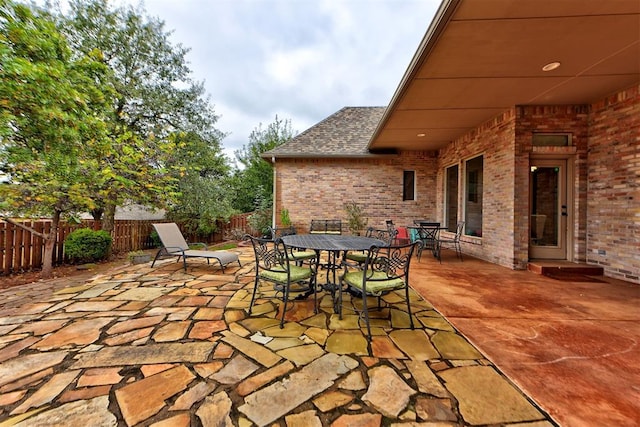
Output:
[260, 265, 312, 284]
[344, 271, 405, 294]
[290, 250, 316, 260]
[345, 252, 367, 263]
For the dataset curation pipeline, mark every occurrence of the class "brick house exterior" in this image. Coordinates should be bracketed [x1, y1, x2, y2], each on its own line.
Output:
[264, 1, 639, 284]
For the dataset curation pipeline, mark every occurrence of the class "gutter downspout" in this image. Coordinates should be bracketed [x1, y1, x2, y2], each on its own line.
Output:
[271, 156, 277, 228]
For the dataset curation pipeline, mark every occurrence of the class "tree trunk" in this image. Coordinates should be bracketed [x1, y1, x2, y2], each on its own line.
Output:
[90, 208, 103, 221]
[102, 202, 116, 234]
[41, 210, 61, 279]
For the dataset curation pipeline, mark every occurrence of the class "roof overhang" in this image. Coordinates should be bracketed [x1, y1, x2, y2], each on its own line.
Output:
[369, 0, 640, 151]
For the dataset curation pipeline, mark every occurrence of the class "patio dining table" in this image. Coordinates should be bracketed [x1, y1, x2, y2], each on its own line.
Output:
[408, 222, 445, 260]
[281, 234, 384, 312]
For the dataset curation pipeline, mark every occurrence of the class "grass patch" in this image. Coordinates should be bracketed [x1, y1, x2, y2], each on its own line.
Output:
[210, 242, 238, 250]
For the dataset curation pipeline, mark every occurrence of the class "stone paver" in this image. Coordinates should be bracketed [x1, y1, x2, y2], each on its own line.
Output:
[362, 365, 416, 417]
[0, 247, 555, 426]
[115, 365, 195, 425]
[438, 365, 544, 425]
[12, 395, 116, 427]
[238, 353, 358, 425]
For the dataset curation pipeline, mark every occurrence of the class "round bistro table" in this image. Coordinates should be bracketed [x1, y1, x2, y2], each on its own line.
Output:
[281, 234, 384, 312]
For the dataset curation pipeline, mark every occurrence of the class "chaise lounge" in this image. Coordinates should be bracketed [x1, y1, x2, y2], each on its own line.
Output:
[151, 223, 241, 272]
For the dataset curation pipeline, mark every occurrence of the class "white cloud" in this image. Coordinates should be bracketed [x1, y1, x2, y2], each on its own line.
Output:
[112, 0, 440, 153]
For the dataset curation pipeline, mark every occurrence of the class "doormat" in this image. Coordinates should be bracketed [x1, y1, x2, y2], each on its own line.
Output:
[543, 271, 606, 283]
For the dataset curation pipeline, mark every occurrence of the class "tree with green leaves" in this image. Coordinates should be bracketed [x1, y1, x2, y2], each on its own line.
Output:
[163, 131, 236, 236]
[0, 0, 112, 278]
[59, 0, 230, 233]
[231, 116, 295, 213]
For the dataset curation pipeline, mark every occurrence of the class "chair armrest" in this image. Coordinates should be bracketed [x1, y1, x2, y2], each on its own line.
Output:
[163, 246, 187, 255]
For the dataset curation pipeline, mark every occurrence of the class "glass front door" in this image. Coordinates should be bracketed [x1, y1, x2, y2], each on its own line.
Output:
[529, 159, 567, 259]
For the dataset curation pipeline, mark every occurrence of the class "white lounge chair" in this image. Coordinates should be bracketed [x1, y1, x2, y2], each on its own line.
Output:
[151, 223, 241, 272]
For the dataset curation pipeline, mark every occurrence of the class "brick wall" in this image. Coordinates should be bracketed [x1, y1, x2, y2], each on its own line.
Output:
[274, 84, 639, 283]
[438, 109, 518, 268]
[274, 152, 438, 233]
[516, 105, 590, 267]
[587, 84, 640, 283]
[437, 105, 591, 270]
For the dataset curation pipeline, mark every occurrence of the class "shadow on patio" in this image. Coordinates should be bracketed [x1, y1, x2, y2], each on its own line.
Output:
[2, 245, 635, 425]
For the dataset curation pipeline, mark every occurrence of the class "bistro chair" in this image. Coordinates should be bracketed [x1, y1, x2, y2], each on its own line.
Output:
[343, 226, 398, 268]
[340, 240, 421, 340]
[437, 221, 465, 262]
[245, 235, 318, 328]
[267, 226, 316, 265]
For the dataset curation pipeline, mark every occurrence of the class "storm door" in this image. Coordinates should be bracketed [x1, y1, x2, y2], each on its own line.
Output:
[529, 159, 568, 259]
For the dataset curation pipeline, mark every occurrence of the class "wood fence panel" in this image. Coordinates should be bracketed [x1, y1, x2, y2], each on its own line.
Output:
[0, 213, 254, 275]
[14, 227, 23, 272]
[6, 225, 15, 276]
[33, 221, 44, 269]
[23, 222, 32, 271]
[1, 222, 8, 276]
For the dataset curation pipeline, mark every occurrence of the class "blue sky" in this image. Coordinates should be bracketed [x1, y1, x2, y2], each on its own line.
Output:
[117, 0, 440, 162]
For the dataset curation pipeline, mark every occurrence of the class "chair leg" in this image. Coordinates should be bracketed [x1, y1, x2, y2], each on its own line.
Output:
[405, 286, 414, 329]
[279, 283, 289, 329]
[248, 276, 259, 315]
[151, 249, 163, 267]
[361, 291, 372, 341]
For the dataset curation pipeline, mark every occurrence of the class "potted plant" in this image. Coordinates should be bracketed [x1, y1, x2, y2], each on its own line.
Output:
[344, 201, 368, 235]
[280, 208, 291, 227]
[128, 250, 151, 265]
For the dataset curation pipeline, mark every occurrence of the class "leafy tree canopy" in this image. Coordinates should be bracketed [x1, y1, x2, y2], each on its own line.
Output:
[57, 0, 230, 230]
[231, 115, 295, 213]
[0, 0, 111, 217]
[0, 0, 113, 277]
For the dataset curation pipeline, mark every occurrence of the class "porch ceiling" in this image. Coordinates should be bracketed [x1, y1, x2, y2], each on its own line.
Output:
[369, 0, 640, 151]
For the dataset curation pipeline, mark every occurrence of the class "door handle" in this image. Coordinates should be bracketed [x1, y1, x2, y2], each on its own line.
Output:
[561, 205, 568, 217]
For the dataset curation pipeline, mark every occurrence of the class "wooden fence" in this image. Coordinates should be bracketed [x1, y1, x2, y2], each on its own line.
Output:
[0, 213, 253, 276]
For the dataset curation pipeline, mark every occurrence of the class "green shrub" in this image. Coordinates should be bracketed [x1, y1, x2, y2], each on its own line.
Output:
[64, 228, 112, 263]
[149, 230, 161, 248]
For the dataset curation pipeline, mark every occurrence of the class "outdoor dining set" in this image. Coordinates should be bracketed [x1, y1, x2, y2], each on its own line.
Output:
[151, 219, 464, 341]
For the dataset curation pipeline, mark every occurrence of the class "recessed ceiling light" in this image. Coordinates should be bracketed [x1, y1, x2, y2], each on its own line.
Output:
[417, 133, 426, 137]
[542, 61, 561, 72]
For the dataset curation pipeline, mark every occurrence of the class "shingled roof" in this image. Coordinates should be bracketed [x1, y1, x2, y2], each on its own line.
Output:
[262, 107, 387, 160]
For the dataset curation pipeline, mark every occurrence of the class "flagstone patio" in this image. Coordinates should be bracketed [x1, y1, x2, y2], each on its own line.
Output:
[0, 246, 574, 426]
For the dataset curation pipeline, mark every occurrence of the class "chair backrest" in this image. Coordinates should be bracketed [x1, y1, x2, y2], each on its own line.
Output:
[363, 240, 420, 282]
[268, 226, 296, 240]
[310, 219, 342, 234]
[245, 235, 290, 272]
[417, 223, 440, 241]
[153, 223, 189, 251]
[453, 221, 465, 241]
[365, 227, 398, 245]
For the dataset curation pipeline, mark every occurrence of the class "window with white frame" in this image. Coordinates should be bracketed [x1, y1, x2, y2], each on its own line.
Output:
[464, 156, 483, 237]
[445, 165, 459, 232]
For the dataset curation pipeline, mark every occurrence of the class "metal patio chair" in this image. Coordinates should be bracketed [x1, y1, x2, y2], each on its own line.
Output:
[245, 235, 318, 328]
[340, 240, 421, 340]
[437, 221, 465, 262]
[343, 226, 398, 268]
[267, 226, 316, 265]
